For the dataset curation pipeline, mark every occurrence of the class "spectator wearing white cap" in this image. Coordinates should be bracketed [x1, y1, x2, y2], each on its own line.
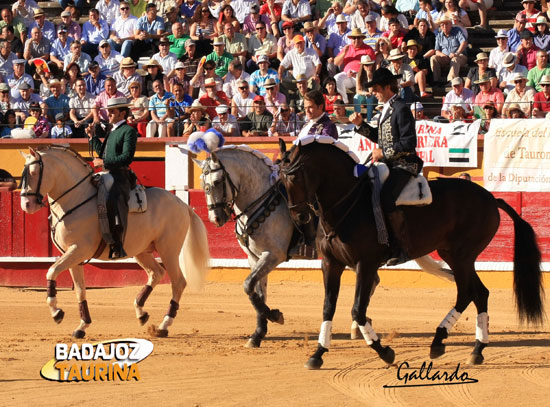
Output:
[489, 30, 510, 74]
[59, 10, 82, 43]
[223, 59, 251, 99]
[169, 61, 191, 95]
[212, 104, 239, 137]
[7, 58, 33, 99]
[27, 9, 56, 44]
[109, 1, 138, 58]
[50, 25, 74, 72]
[441, 76, 474, 120]
[498, 52, 527, 94]
[232, 78, 256, 118]
[527, 49, 550, 92]
[502, 72, 535, 118]
[319, 2, 350, 36]
[82, 8, 110, 59]
[94, 40, 123, 77]
[205, 36, 233, 78]
[410, 101, 427, 120]
[96, 0, 121, 26]
[326, 14, 351, 77]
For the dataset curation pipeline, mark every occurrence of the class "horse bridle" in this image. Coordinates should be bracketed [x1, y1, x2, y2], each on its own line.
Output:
[19, 154, 45, 206]
[280, 157, 319, 223]
[202, 157, 240, 218]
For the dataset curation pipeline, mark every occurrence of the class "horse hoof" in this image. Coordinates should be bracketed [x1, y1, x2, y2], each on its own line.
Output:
[72, 329, 86, 339]
[304, 357, 323, 370]
[430, 345, 446, 359]
[468, 353, 484, 365]
[147, 325, 169, 338]
[155, 329, 169, 338]
[53, 309, 65, 324]
[350, 327, 361, 340]
[138, 312, 150, 326]
[380, 346, 395, 365]
[268, 309, 284, 324]
[245, 337, 261, 348]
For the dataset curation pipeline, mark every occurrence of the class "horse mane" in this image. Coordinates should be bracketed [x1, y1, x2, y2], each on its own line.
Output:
[219, 144, 277, 170]
[293, 135, 360, 164]
[36, 145, 93, 172]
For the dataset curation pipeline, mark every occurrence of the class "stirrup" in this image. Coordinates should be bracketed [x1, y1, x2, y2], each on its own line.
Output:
[386, 251, 409, 267]
[109, 244, 127, 259]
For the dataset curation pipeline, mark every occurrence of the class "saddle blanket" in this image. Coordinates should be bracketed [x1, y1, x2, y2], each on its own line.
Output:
[96, 172, 147, 213]
[354, 163, 432, 206]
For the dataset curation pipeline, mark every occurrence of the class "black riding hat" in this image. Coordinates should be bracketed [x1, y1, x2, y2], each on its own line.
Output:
[365, 68, 402, 88]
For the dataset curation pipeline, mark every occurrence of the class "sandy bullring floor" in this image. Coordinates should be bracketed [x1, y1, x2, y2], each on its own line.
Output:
[0, 279, 549, 406]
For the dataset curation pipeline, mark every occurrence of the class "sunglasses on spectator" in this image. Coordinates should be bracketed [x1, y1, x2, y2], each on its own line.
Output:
[129, 86, 139, 89]
[281, 108, 289, 112]
[120, 7, 129, 10]
[256, 26, 265, 30]
[205, 67, 214, 71]
[201, 10, 210, 13]
[239, 86, 248, 89]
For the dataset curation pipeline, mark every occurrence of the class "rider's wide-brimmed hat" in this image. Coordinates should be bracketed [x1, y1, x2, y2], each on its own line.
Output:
[364, 67, 401, 88]
[106, 97, 131, 109]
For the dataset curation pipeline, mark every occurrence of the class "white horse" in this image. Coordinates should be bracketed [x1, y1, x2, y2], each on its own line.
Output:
[191, 136, 456, 348]
[20, 146, 210, 338]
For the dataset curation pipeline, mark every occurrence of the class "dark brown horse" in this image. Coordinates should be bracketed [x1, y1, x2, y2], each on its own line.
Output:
[278, 139, 544, 369]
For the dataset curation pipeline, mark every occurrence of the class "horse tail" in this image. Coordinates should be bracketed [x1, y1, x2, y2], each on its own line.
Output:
[496, 198, 545, 325]
[180, 204, 211, 292]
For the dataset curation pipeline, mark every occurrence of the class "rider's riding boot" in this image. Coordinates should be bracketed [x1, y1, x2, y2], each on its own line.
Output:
[386, 210, 410, 266]
[109, 221, 127, 259]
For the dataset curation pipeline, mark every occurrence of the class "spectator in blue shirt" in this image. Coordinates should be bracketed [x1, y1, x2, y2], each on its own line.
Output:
[508, 14, 527, 53]
[249, 55, 280, 96]
[430, 16, 468, 84]
[81, 9, 110, 59]
[50, 25, 74, 74]
[131, 3, 165, 61]
[146, 78, 173, 137]
[28, 9, 56, 43]
[181, 0, 200, 19]
[85, 61, 107, 96]
[167, 82, 193, 136]
[42, 80, 70, 122]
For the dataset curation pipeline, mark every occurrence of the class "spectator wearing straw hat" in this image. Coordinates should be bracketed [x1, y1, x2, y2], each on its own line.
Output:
[473, 73, 504, 116]
[28, 9, 56, 43]
[388, 48, 416, 104]
[152, 37, 178, 76]
[198, 77, 230, 120]
[502, 72, 535, 118]
[441, 77, 474, 120]
[109, 1, 138, 58]
[533, 15, 550, 50]
[507, 103, 526, 118]
[532, 74, 550, 117]
[94, 40, 123, 77]
[303, 21, 326, 58]
[465, 53, 497, 95]
[113, 57, 141, 97]
[527, 49, 550, 92]
[489, 30, 510, 74]
[142, 58, 167, 97]
[508, 14, 528, 53]
[43, 79, 70, 122]
[333, 28, 375, 104]
[169, 61, 191, 95]
[263, 77, 286, 115]
[498, 52, 528, 94]
[516, 30, 539, 70]
[431, 15, 468, 84]
[404, 39, 431, 99]
[182, 100, 210, 136]
[205, 36, 233, 77]
[240, 94, 273, 137]
[81, 8, 110, 59]
[354, 54, 377, 119]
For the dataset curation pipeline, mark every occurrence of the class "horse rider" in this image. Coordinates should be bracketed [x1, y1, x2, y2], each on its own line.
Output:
[349, 68, 423, 266]
[87, 97, 138, 259]
[293, 89, 339, 257]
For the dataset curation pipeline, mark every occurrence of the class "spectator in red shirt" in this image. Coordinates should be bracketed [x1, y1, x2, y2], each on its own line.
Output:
[517, 0, 540, 33]
[199, 77, 230, 120]
[474, 73, 505, 115]
[516, 30, 539, 70]
[383, 18, 406, 50]
[532, 74, 550, 117]
[260, 0, 283, 36]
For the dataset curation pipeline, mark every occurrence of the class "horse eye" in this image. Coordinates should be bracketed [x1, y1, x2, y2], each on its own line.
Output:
[204, 184, 211, 193]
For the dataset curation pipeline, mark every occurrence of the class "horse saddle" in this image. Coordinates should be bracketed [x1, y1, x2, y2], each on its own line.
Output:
[355, 162, 432, 206]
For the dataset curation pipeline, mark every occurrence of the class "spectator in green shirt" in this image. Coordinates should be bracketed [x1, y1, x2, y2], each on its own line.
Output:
[205, 37, 234, 78]
[167, 21, 190, 58]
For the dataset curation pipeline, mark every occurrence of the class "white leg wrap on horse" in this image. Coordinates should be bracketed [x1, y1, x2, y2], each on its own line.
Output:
[476, 312, 489, 343]
[158, 315, 174, 331]
[47, 296, 59, 316]
[438, 308, 461, 330]
[133, 299, 146, 318]
[359, 322, 379, 345]
[76, 320, 90, 331]
[318, 321, 332, 348]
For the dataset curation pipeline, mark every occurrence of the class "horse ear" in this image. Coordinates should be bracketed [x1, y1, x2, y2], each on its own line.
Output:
[278, 138, 286, 155]
[211, 152, 219, 163]
[29, 147, 38, 158]
[19, 150, 30, 160]
[192, 158, 204, 168]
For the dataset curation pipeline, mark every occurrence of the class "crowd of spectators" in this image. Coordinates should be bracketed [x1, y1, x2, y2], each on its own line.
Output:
[1, 0, 550, 139]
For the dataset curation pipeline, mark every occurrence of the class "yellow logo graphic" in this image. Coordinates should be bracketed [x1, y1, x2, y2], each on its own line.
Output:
[40, 338, 153, 382]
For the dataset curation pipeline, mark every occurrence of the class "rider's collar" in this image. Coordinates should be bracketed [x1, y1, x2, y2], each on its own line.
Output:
[111, 119, 126, 131]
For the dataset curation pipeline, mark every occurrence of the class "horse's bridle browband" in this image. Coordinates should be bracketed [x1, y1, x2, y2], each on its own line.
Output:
[202, 157, 240, 218]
